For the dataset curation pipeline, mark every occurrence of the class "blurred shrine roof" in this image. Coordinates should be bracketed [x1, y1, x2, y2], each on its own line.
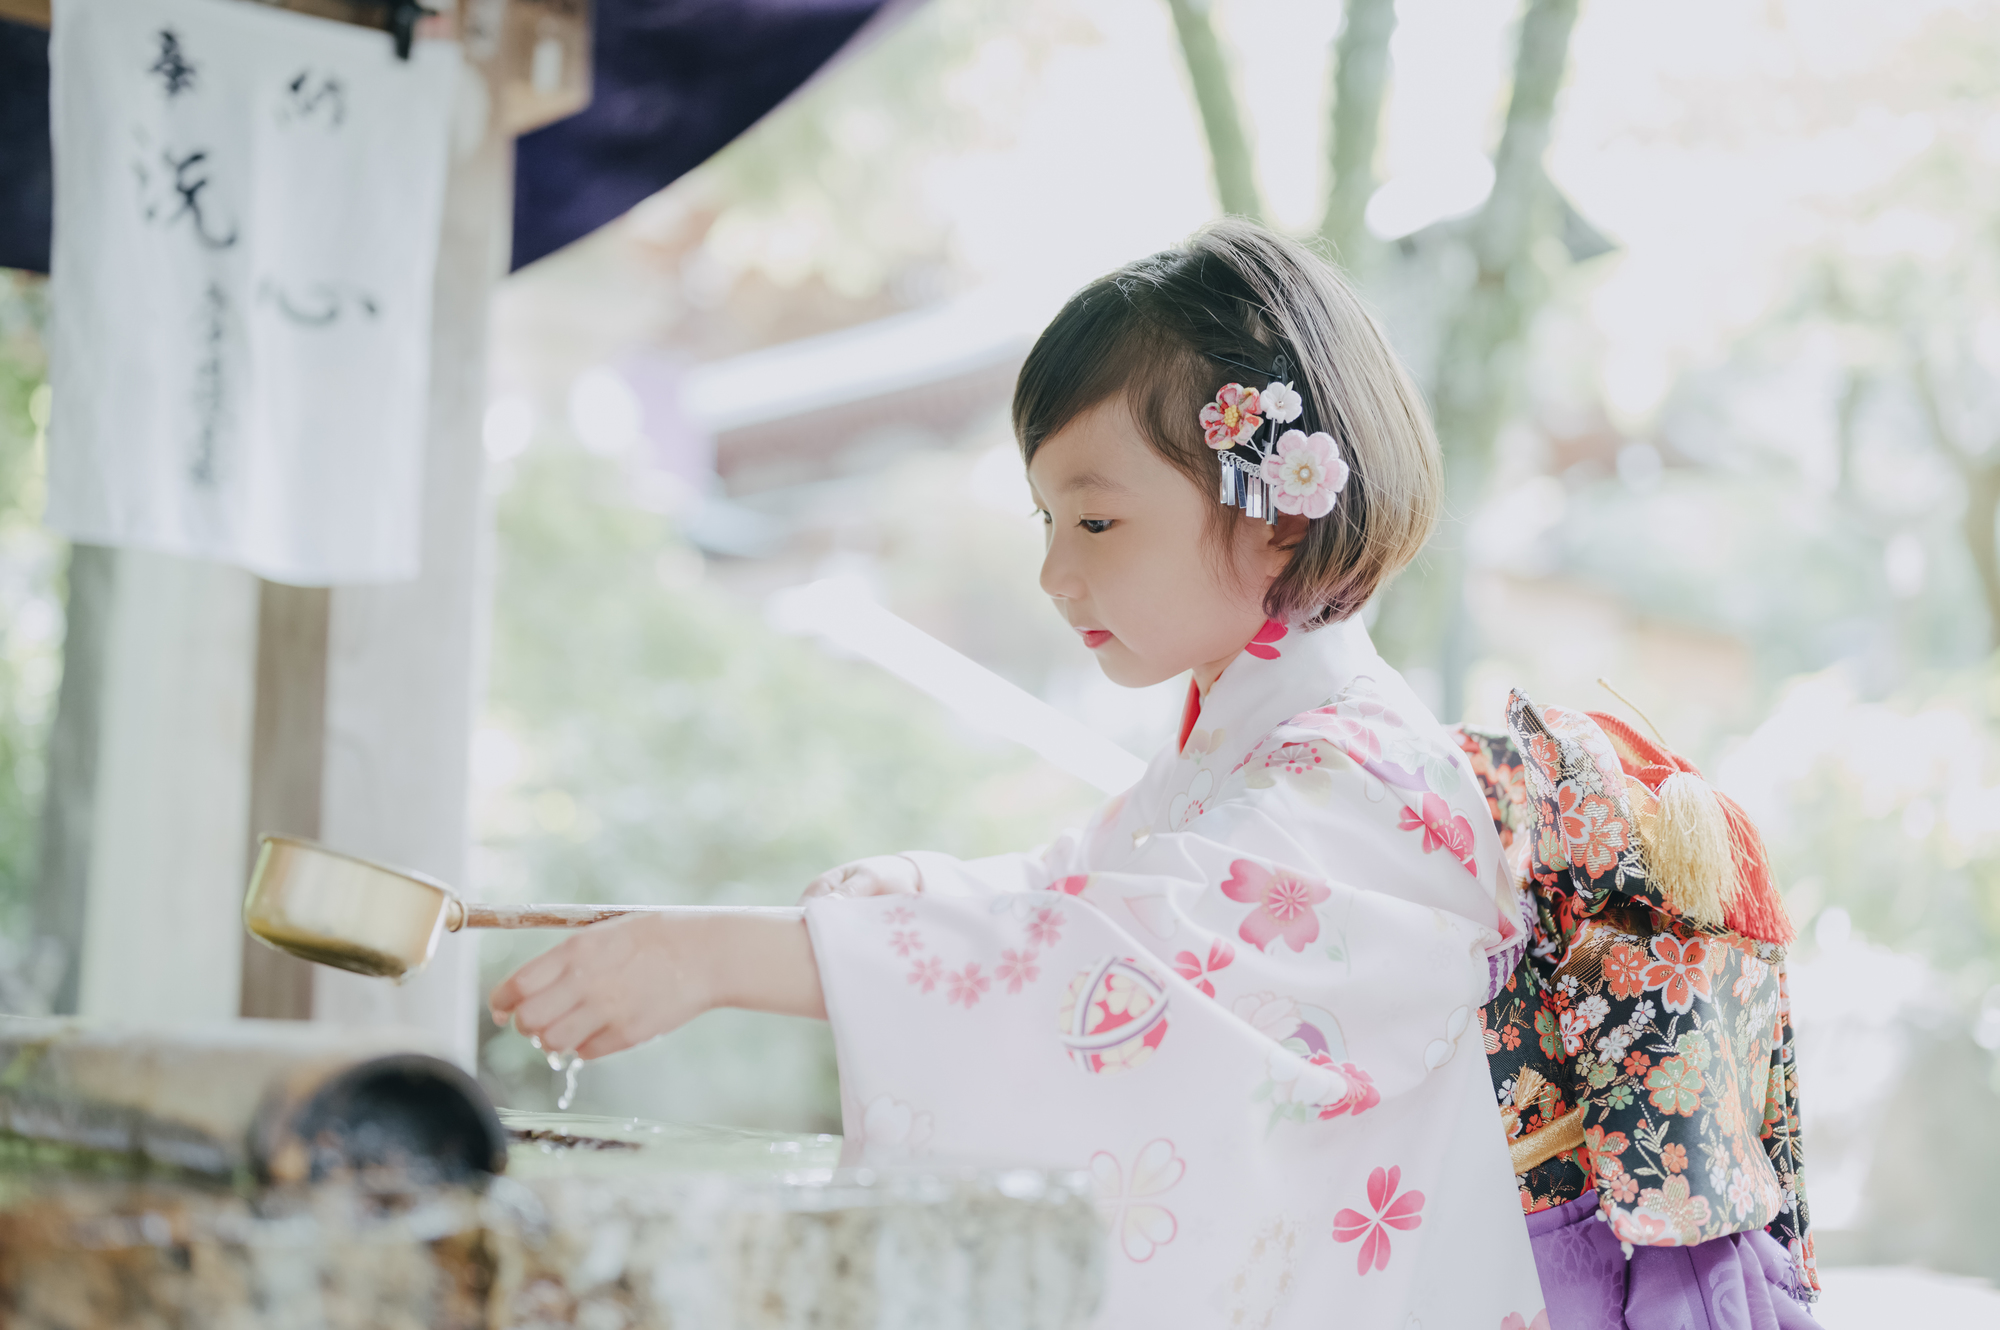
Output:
[0, 0, 910, 275]
[684, 284, 1043, 492]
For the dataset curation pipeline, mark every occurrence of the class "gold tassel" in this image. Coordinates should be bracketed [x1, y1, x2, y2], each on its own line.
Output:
[1512, 1066, 1549, 1114]
[1640, 771, 1738, 928]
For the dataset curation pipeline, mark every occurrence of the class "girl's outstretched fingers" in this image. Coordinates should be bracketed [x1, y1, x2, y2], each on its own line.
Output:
[799, 854, 923, 902]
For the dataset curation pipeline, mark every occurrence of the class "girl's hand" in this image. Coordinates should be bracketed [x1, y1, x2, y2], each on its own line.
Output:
[488, 912, 713, 1061]
[800, 854, 922, 902]
[488, 910, 825, 1060]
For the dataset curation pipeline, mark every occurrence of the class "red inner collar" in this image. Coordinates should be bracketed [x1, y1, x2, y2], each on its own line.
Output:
[1177, 677, 1202, 754]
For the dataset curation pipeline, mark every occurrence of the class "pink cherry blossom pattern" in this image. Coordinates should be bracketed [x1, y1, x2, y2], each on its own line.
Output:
[946, 963, 992, 1008]
[1263, 740, 1330, 776]
[1051, 874, 1091, 896]
[1312, 1057, 1380, 1120]
[906, 956, 943, 993]
[1332, 1165, 1425, 1275]
[1500, 1314, 1551, 1330]
[1171, 939, 1236, 998]
[1200, 383, 1264, 450]
[888, 929, 923, 958]
[995, 948, 1041, 994]
[1259, 429, 1349, 519]
[1220, 859, 1331, 953]
[1027, 906, 1065, 949]
[884, 905, 916, 925]
[1243, 619, 1288, 660]
[1397, 793, 1479, 876]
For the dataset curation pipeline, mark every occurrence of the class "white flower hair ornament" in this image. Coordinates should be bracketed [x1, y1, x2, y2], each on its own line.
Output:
[1201, 353, 1346, 524]
[1260, 380, 1303, 425]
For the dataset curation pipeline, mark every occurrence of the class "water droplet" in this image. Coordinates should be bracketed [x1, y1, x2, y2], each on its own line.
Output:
[556, 1054, 584, 1111]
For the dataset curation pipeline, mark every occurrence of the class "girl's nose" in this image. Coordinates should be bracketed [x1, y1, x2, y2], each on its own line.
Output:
[1039, 531, 1083, 603]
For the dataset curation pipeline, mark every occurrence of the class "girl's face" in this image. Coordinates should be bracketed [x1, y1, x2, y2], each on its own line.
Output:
[1028, 396, 1297, 691]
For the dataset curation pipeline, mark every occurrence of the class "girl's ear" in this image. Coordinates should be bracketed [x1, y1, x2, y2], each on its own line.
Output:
[1240, 511, 1308, 586]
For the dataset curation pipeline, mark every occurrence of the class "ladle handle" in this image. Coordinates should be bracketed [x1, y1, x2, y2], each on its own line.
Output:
[451, 902, 804, 931]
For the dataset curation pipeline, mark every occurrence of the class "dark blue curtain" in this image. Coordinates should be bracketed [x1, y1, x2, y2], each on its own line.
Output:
[512, 0, 892, 270]
[0, 0, 898, 276]
[0, 22, 53, 275]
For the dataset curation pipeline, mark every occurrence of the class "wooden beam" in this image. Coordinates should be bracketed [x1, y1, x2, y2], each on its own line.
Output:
[0, 0, 400, 33]
[2, 0, 593, 136]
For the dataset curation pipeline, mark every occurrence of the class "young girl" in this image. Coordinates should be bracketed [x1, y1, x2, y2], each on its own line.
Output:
[490, 220, 1554, 1326]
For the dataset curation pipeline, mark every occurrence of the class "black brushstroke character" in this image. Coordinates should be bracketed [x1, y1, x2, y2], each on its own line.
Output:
[149, 30, 197, 99]
[190, 283, 229, 487]
[259, 279, 380, 327]
[139, 147, 239, 250]
[281, 71, 346, 127]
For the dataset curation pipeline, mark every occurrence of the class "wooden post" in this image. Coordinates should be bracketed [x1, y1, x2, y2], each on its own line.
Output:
[73, 554, 262, 1024]
[306, 67, 512, 1067]
[293, 2, 589, 1062]
[237, 582, 329, 1020]
[31, 544, 113, 1016]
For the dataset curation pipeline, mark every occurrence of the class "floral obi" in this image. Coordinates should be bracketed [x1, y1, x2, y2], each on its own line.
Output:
[1460, 692, 1816, 1298]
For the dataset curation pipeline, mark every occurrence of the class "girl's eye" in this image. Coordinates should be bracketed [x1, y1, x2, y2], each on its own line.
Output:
[1079, 518, 1112, 534]
[1036, 509, 1052, 526]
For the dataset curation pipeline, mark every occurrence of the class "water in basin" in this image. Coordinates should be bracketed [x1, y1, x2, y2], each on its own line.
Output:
[499, 1109, 841, 1180]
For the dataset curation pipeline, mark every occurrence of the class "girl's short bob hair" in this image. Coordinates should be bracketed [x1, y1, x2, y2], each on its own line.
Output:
[1012, 218, 1441, 629]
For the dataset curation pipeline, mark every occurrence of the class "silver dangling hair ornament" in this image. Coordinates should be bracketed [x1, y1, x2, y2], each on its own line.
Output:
[1201, 351, 1302, 526]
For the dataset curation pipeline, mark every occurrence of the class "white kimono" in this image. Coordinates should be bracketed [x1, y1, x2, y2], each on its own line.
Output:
[806, 618, 1548, 1328]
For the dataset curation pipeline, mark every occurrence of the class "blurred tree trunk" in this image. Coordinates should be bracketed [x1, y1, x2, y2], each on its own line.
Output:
[1371, 0, 1581, 720]
[1164, 0, 1264, 220]
[1966, 464, 2000, 653]
[1912, 359, 2000, 651]
[1317, 0, 1399, 270]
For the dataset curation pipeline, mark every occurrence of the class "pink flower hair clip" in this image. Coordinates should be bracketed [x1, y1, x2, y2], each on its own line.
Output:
[1201, 353, 1346, 524]
[1200, 382, 1264, 449]
[1262, 429, 1349, 519]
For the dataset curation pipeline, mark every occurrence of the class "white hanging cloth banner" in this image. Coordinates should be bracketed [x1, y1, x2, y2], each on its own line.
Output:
[46, 0, 460, 585]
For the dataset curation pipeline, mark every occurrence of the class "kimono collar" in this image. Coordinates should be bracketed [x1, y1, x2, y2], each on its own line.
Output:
[1178, 615, 1378, 769]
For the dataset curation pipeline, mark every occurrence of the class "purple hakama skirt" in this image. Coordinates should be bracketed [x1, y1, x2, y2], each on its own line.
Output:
[1526, 1191, 1817, 1329]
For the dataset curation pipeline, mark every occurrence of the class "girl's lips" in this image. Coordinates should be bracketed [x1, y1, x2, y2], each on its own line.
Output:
[1079, 629, 1112, 649]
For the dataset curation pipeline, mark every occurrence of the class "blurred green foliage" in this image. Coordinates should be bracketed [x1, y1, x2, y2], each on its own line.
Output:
[693, 0, 1090, 298]
[1535, 22, 2000, 997]
[0, 275, 57, 940]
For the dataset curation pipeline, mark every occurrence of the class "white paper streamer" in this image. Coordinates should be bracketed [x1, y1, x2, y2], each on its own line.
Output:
[771, 578, 1147, 795]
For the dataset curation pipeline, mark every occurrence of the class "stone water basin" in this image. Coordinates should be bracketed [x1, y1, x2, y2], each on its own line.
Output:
[0, 1109, 1106, 1330]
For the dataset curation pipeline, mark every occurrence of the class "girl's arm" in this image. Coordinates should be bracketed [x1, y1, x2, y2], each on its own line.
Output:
[488, 909, 824, 1061]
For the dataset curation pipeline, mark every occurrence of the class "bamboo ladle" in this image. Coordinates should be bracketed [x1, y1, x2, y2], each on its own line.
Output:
[243, 835, 799, 981]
